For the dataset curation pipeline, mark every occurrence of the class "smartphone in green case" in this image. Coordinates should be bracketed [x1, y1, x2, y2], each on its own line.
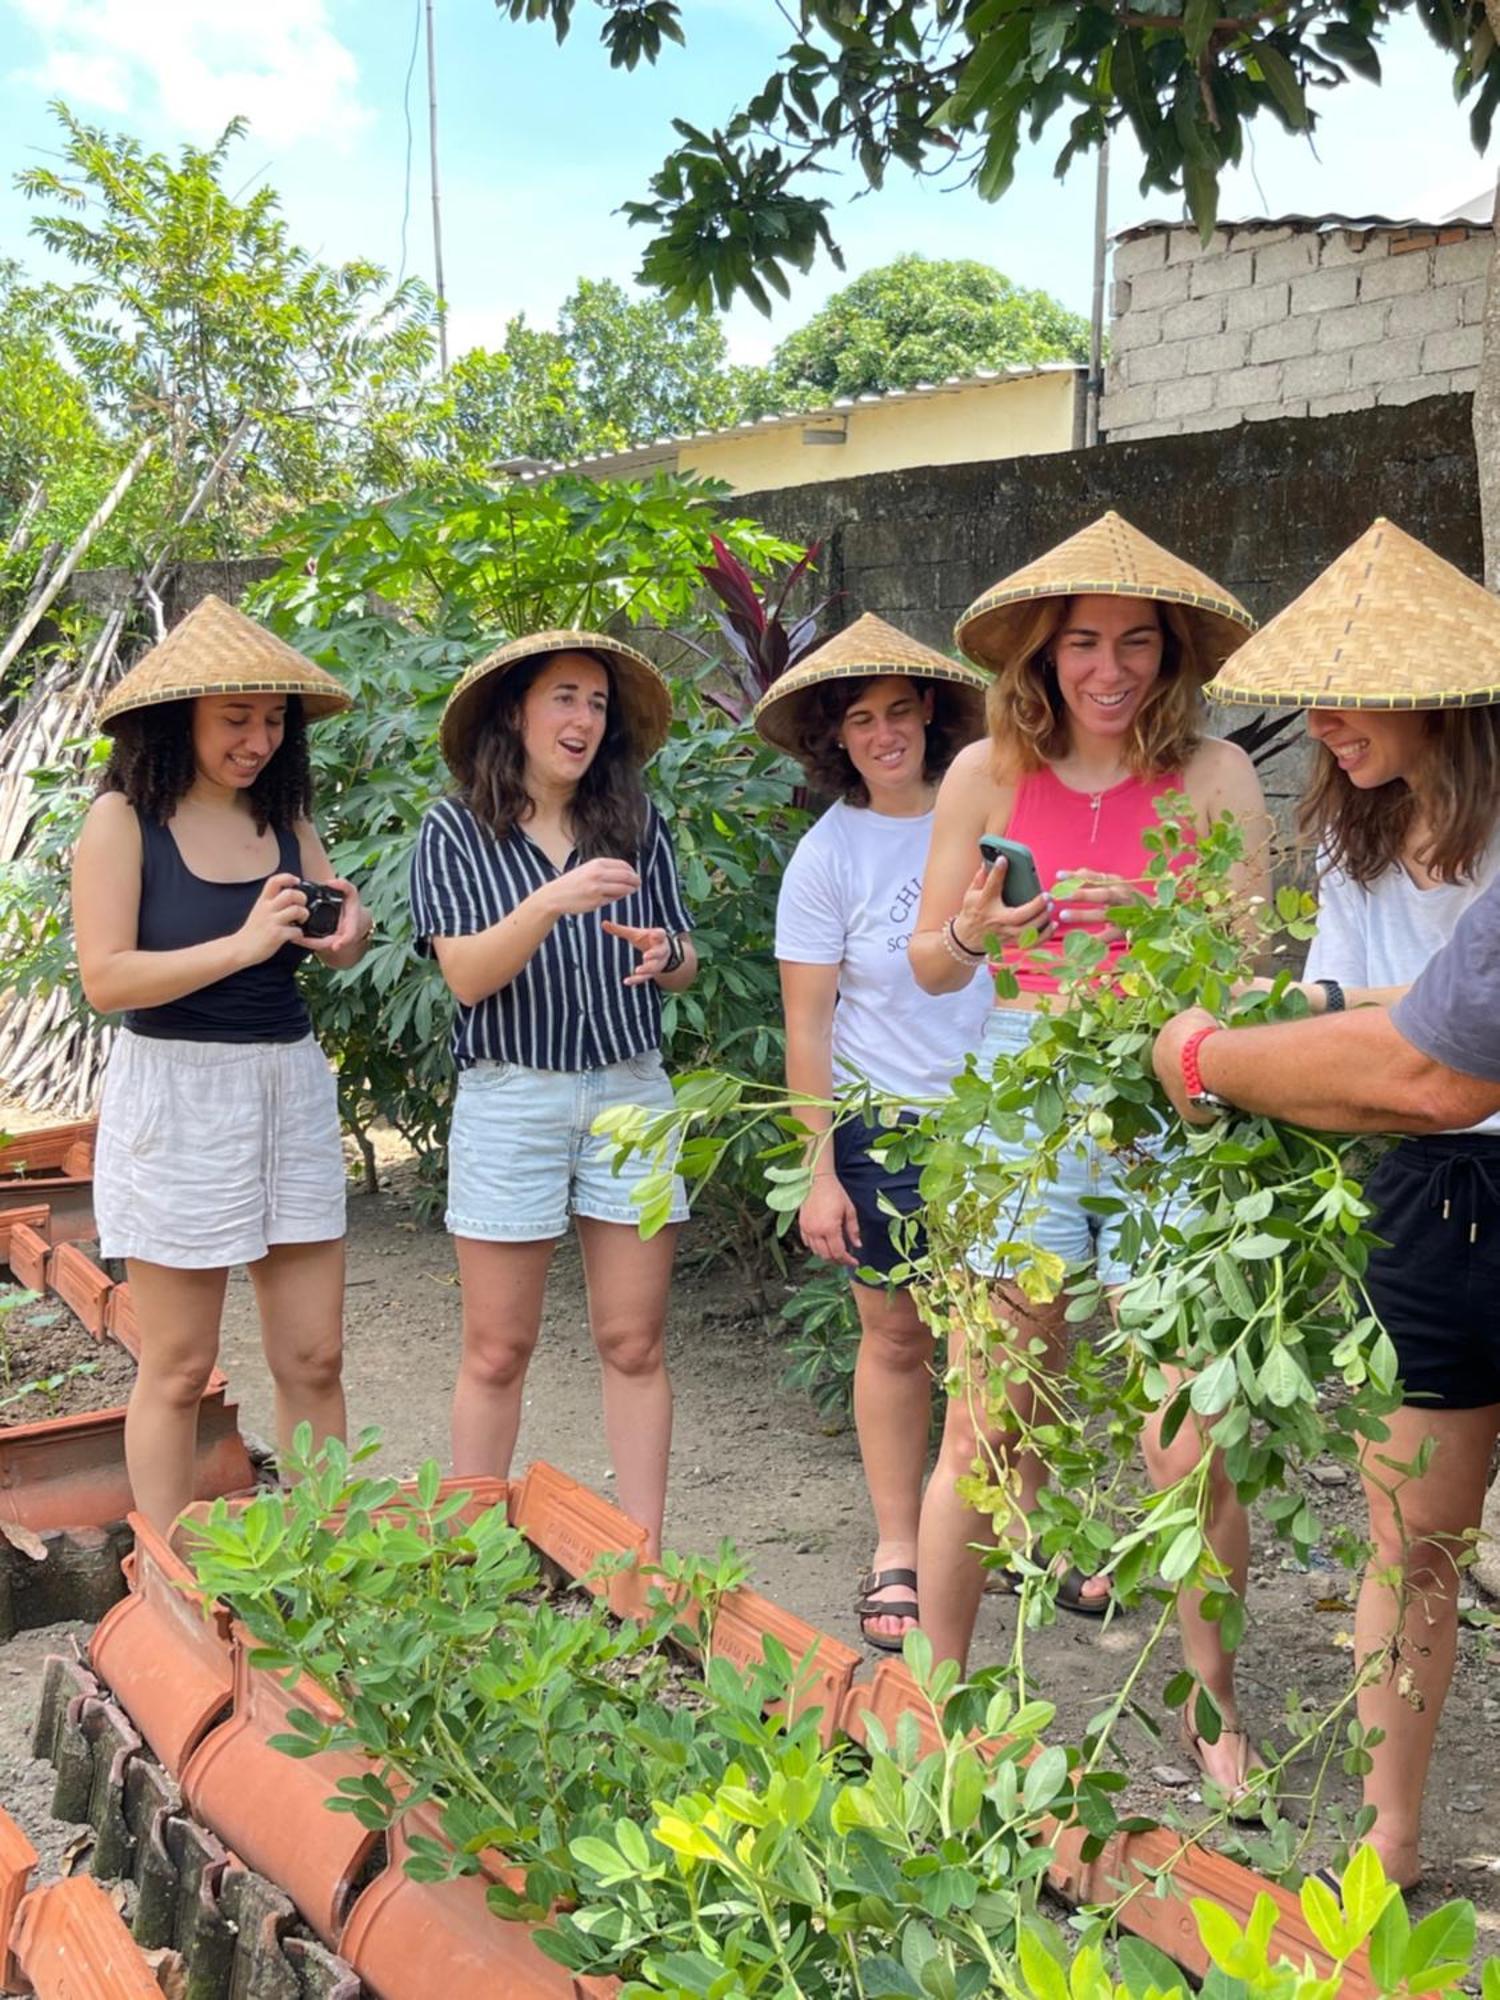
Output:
[978, 834, 1044, 908]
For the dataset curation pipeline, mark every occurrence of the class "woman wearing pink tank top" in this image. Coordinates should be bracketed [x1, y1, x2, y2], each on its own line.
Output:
[908, 515, 1269, 1743]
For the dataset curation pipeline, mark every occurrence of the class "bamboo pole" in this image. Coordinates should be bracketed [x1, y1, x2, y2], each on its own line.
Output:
[0, 434, 157, 683]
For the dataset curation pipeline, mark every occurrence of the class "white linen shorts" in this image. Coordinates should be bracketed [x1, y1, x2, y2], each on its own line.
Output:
[446, 1049, 689, 1242]
[967, 1007, 1185, 1288]
[95, 1030, 346, 1268]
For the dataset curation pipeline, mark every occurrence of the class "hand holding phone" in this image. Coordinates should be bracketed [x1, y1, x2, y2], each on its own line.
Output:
[978, 835, 1044, 909]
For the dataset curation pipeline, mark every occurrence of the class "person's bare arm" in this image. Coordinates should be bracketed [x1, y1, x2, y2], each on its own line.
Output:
[74, 793, 304, 1014]
[1188, 735, 1274, 915]
[909, 742, 1048, 993]
[1153, 1005, 1500, 1133]
[781, 960, 859, 1267]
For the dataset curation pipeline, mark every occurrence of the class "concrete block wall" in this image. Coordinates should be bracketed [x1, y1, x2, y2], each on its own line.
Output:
[1103, 221, 1491, 441]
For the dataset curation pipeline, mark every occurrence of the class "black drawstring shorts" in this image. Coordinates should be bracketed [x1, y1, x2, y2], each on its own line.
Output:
[832, 1110, 926, 1284]
[1362, 1133, 1500, 1410]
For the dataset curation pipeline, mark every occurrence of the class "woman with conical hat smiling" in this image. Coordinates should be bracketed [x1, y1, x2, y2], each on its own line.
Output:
[1155, 517, 1500, 1888]
[410, 628, 693, 1559]
[907, 512, 1270, 1696]
[74, 594, 373, 1534]
[756, 613, 991, 1652]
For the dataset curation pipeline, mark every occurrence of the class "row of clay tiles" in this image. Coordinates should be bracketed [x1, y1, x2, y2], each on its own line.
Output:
[69, 1468, 1377, 2000]
[3, 1667, 358, 1995]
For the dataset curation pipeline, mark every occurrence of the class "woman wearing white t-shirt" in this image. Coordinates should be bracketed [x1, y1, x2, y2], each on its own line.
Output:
[1179, 519, 1500, 1882]
[754, 616, 991, 1650]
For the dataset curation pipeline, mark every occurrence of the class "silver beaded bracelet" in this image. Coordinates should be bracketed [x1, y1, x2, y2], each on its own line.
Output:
[941, 915, 986, 966]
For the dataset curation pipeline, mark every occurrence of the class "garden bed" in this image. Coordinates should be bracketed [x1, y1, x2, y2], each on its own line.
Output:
[0, 1287, 137, 1427]
[66, 1464, 1390, 2000]
[0, 1220, 254, 1637]
[0, 1119, 98, 1251]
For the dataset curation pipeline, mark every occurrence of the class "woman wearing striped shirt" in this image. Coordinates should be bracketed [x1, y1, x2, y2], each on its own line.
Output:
[411, 629, 696, 1554]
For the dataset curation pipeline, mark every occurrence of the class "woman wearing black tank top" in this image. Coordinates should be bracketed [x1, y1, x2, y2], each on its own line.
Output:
[71, 596, 373, 1534]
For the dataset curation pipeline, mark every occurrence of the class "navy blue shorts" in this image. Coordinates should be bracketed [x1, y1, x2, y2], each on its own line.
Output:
[1363, 1133, 1500, 1410]
[832, 1111, 926, 1284]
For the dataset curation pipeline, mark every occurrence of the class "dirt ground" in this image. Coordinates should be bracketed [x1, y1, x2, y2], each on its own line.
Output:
[2, 1138, 1500, 1945]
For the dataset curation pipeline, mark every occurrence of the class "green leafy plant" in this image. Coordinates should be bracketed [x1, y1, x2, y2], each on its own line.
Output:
[0, 1358, 101, 1417]
[187, 1433, 1489, 1997]
[595, 804, 1411, 1850]
[778, 1263, 869, 1429]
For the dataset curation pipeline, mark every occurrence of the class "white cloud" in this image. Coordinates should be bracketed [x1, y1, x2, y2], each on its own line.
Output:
[10, 0, 368, 150]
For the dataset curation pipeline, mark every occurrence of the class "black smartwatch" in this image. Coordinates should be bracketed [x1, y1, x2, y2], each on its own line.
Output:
[661, 931, 687, 975]
[1315, 978, 1346, 1014]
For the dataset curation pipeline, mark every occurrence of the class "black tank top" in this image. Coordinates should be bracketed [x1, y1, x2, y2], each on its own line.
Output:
[125, 812, 312, 1044]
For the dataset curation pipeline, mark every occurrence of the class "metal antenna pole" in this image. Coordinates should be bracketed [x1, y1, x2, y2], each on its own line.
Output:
[425, 0, 450, 375]
[1086, 135, 1110, 447]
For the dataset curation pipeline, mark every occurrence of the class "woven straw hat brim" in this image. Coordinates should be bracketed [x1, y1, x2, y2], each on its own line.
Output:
[1207, 517, 1500, 711]
[439, 628, 673, 777]
[954, 511, 1255, 680]
[753, 612, 990, 757]
[97, 594, 351, 729]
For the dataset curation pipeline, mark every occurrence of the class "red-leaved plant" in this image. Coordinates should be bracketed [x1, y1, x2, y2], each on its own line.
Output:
[697, 535, 836, 724]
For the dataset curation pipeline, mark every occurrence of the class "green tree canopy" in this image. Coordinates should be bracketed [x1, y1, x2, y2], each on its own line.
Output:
[0, 259, 115, 543]
[762, 254, 1089, 405]
[14, 101, 441, 543]
[492, 2, 1499, 315]
[444, 276, 763, 470]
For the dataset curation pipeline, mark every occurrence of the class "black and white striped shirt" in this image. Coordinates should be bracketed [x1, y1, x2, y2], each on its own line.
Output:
[410, 796, 692, 1072]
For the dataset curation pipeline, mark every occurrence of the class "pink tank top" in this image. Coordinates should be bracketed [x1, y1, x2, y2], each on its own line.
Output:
[997, 765, 1190, 996]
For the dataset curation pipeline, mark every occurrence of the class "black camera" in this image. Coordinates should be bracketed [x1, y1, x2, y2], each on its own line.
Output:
[295, 880, 345, 940]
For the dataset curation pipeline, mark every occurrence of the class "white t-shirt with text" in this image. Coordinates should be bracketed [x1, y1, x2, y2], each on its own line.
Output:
[1306, 836, 1500, 1135]
[775, 800, 992, 1107]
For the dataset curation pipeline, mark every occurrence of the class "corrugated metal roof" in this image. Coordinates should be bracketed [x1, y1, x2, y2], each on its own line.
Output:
[1113, 209, 1489, 243]
[510, 361, 1084, 482]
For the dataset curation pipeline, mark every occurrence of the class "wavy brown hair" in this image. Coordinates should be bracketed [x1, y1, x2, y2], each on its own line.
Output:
[984, 596, 1208, 779]
[791, 675, 972, 806]
[462, 652, 648, 859]
[98, 696, 312, 831]
[1300, 707, 1500, 886]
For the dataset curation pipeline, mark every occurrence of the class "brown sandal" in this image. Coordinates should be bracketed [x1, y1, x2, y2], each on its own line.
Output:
[855, 1567, 919, 1653]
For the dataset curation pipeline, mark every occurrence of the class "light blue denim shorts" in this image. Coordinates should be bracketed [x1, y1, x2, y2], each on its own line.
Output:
[966, 1009, 1182, 1288]
[446, 1050, 690, 1242]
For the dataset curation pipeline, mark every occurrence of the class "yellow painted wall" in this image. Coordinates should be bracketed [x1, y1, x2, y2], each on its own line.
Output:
[677, 370, 1082, 492]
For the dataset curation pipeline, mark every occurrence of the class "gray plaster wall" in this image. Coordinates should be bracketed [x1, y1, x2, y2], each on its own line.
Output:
[732, 391, 1480, 848]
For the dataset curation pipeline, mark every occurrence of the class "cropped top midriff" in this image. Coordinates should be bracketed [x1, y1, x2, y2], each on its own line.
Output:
[994, 765, 1191, 999]
[125, 811, 311, 1044]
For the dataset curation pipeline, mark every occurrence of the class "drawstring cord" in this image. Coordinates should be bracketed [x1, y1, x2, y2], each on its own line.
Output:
[1428, 1150, 1500, 1244]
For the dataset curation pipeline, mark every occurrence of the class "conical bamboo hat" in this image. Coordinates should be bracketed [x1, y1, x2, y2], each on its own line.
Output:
[1207, 518, 1500, 710]
[440, 627, 673, 779]
[753, 613, 989, 757]
[955, 511, 1254, 677]
[98, 594, 351, 729]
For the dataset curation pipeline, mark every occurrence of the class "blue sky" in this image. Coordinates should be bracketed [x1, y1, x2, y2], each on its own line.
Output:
[0, 0, 1490, 368]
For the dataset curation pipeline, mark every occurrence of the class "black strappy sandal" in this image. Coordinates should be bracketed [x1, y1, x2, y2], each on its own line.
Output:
[988, 1542, 1113, 1619]
[854, 1566, 920, 1653]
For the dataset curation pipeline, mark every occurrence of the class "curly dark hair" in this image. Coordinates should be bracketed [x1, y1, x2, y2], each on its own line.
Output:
[462, 652, 649, 859]
[98, 697, 313, 831]
[791, 675, 970, 806]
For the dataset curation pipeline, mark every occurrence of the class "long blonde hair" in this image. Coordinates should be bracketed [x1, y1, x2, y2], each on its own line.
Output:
[984, 596, 1209, 778]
